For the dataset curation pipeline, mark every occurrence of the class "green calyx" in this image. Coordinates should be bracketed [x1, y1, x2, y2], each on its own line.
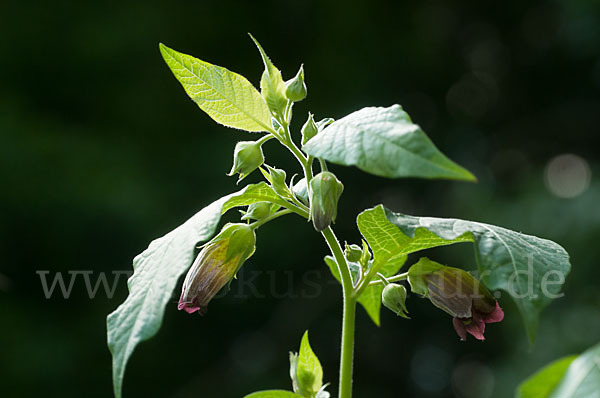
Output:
[382, 283, 410, 319]
[228, 141, 265, 182]
[285, 64, 307, 102]
[260, 165, 293, 200]
[301, 113, 319, 145]
[240, 202, 279, 221]
[309, 171, 344, 231]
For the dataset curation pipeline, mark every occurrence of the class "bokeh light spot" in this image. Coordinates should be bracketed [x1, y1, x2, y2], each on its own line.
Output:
[544, 154, 591, 198]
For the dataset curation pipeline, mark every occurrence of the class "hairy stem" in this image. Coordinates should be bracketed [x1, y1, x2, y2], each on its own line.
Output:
[322, 227, 356, 398]
[277, 115, 356, 397]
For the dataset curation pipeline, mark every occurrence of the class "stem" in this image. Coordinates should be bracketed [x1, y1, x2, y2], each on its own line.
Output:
[369, 272, 408, 286]
[275, 112, 356, 397]
[318, 158, 328, 172]
[322, 227, 355, 398]
[256, 134, 275, 145]
[248, 209, 293, 230]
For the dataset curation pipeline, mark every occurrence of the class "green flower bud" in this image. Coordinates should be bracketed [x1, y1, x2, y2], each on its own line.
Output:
[292, 177, 309, 205]
[285, 64, 307, 102]
[344, 243, 363, 263]
[178, 223, 256, 314]
[240, 202, 278, 221]
[260, 165, 293, 199]
[301, 113, 319, 145]
[309, 171, 344, 231]
[228, 141, 265, 182]
[382, 283, 410, 319]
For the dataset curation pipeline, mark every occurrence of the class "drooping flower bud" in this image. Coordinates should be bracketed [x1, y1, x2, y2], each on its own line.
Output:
[228, 141, 265, 182]
[382, 283, 410, 319]
[178, 223, 256, 315]
[285, 64, 307, 102]
[309, 172, 344, 231]
[301, 113, 319, 145]
[408, 258, 504, 341]
[240, 202, 278, 221]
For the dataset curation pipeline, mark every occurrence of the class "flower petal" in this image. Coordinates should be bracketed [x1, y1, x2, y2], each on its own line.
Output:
[482, 301, 504, 324]
[453, 317, 468, 341]
[464, 317, 486, 340]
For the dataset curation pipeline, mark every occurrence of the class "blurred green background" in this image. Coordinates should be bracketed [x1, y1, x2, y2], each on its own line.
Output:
[1, 0, 599, 397]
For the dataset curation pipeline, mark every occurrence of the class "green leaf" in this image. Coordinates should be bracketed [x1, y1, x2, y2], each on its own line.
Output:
[107, 183, 285, 398]
[302, 105, 475, 181]
[294, 331, 323, 396]
[324, 256, 406, 326]
[248, 34, 288, 117]
[244, 391, 303, 398]
[357, 205, 571, 343]
[548, 342, 600, 398]
[159, 43, 273, 132]
[517, 356, 577, 398]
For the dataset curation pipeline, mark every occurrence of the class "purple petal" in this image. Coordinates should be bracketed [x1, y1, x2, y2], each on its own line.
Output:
[464, 318, 486, 340]
[453, 318, 468, 341]
[482, 302, 504, 324]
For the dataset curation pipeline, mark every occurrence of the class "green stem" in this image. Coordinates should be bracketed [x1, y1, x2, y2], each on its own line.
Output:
[248, 209, 293, 230]
[369, 272, 408, 286]
[318, 158, 328, 172]
[256, 134, 275, 145]
[322, 227, 355, 398]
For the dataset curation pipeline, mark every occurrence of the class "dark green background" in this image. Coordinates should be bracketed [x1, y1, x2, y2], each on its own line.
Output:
[2, 0, 599, 397]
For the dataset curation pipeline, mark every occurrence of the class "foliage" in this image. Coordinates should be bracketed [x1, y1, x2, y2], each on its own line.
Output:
[106, 36, 572, 398]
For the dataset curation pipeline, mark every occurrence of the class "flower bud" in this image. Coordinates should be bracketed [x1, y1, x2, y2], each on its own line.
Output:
[228, 141, 265, 182]
[178, 223, 256, 314]
[285, 64, 307, 102]
[240, 202, 277, 221]
[292, 177, 309, 205]
[382, 283, 410, 319]
[344, 243, 363, 263]
[260, 165, 293, 199]
[309, 171, 344, 231]
[408, 258, 504, 341]
[301, 113, 319, 145]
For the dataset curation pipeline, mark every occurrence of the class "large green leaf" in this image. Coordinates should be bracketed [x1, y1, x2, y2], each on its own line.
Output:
[107, 183, 285, 398]
[160, 43, 273, 132]
[325, 256, 406, 326]
[244, 391, 302, 398]
[302, 105, 475, 181]
[518, 342, 600, 398]
[517, 356, 577, 398]
[357, 205, 571, 343]
[549, 342, 600, 398]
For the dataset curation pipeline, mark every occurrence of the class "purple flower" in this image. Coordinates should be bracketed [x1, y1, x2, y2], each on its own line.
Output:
[408, 258, 504, 341]
[178, 223, 256, 315]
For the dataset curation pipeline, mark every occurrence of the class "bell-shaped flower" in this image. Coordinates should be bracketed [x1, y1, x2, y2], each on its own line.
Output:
[408, 258, 504, 341]
[178, 223, 256, 315]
